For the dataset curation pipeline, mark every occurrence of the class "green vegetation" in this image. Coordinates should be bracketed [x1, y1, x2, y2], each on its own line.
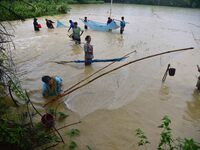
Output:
[0, 0, 71, 21]
[0, 0, 104, 21]
[0, 21, 83, 149]
[135, 115, 200, 150]
[1, 0, 198, 21]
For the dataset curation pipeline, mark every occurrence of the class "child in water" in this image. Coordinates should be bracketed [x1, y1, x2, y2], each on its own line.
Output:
[120, 16, 126, 34]
[84, 35, 93, 66]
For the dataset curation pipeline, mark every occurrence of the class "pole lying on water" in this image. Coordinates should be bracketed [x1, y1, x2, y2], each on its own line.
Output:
[43, 47, 194, 107]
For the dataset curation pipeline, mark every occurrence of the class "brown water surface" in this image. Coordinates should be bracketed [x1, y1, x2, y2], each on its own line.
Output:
[12, 4, 200, 149]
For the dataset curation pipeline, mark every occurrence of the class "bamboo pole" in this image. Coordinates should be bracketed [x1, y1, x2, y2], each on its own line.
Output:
[63, 50, 136, 94]
[43, 47, 194, 107]
[162, 64, 170, 83]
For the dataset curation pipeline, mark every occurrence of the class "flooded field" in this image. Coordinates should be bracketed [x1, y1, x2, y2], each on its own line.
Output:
[10, 4, 200, 149]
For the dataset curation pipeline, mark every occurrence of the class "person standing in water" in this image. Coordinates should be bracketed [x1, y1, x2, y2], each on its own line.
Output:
[84, 35, 94, 66]
[120, 16, 126, 34]
[70, 22, 84, 44]
[84, 17, 88, 30]
[41, 75, 63, 98]
[68, 20, 74, 32]
[107, 17, 113, 24]
[33, 18, 41, 31]
[196, 65, 200, 91]
[45, 19, 54, 29]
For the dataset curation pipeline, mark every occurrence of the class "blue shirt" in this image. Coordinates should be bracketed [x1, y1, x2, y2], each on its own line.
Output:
[120, 20, 126, 28]
[70, 22, 74, 28]
[42, 76, 62, 97]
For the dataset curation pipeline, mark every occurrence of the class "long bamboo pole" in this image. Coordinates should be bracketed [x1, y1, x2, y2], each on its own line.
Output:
[63, 50, 136, 94]
[43, 47, 194, 107]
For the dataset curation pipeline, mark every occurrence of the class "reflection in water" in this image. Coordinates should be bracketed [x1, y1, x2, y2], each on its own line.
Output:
[71, 43, 82, 55]
[84, 65, 94, 75]
[185, 89, 200, 121]
[159, 84, 170, 101]
[116, 35, 124, 47]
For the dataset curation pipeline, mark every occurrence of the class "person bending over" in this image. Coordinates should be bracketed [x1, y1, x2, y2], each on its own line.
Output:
[45, 19, 54, 29]
[42, 75, 63, 98]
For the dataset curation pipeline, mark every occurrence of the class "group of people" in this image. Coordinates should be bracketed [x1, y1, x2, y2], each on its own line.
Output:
[33, 18, 55, 31]
[34, 16, 125, 98]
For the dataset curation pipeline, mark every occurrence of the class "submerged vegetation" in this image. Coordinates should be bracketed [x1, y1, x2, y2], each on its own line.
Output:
[135, 116, 200, 150]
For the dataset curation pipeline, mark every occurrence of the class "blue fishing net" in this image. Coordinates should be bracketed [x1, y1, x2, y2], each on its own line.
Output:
[56, 20, 66, 28]
[80, 19, 120, 32]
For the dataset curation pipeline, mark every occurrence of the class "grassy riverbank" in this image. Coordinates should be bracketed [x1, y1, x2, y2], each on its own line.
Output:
[0, 0, 104, 21]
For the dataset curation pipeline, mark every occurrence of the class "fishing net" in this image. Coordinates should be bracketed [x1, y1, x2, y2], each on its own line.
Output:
[80, 18, 120, 31]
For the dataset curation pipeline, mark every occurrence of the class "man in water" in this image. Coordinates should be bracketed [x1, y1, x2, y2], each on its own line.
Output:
[70, 22, 84, 44]
[68, 20, 74, 32]
[120, 16, 126, 34]
[42, 75, 63, 98]
[84, 35, 94, 66]
[33, 18, 40, 31]
[45, 19, 54, 29]
[196, 65, 200, 91]
[84, 16, 88, 30]
[107, 17, 113, 24]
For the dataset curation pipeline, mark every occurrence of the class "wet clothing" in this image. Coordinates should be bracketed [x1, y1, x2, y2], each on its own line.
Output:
[84, 42, 94, 65]
[33, 19, 40, 31]
[120, 20, 126, 34]
[42, 76, 62, 97]
[107, 18, 113, 24]
[72, 27, 83, 44]
[46, 20, 54, 29]
[68, 21, 74, 31]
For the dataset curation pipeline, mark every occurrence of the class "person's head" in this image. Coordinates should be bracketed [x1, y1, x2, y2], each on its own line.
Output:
[34, 18, 37, 22]
[69, 20, 72, 23]
[108, 17, 111, 20]
[84, 17, 87, 20]
[74, 22, 78, 27]
[121, 16, 124, 20]
[42, 76, 52, 85]
[85, 35, 91, 43]
[45, 19, 48, 21]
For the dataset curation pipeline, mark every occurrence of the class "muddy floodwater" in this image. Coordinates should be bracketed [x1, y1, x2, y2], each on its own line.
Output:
[10, 4, 200, 149]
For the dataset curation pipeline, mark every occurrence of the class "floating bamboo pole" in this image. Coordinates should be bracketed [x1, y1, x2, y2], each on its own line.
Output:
[44, 47, 194, 107]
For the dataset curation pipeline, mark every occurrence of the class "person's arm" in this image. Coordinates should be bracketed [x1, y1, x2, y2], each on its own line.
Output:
[68, 26, 72, 32]
[80, 30, 84, 36]
[42, 84, 48, 98]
